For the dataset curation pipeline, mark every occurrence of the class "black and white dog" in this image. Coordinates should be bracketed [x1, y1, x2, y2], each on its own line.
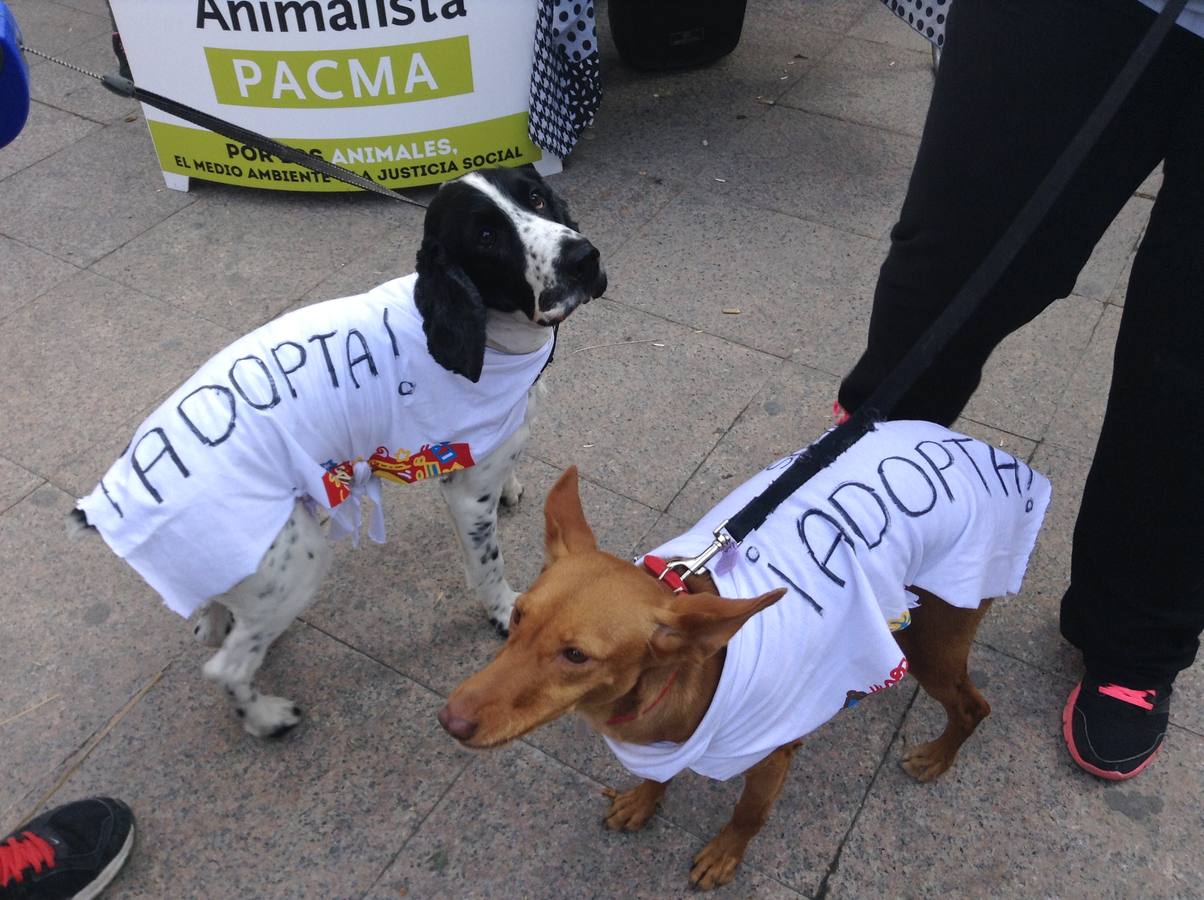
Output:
[69, 166, 605, 737]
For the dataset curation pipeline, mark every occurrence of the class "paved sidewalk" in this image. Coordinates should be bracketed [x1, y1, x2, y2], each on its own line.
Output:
[2, 1, 1200, 897]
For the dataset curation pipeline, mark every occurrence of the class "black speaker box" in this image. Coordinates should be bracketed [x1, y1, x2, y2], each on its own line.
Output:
[608, 0, 748, 71]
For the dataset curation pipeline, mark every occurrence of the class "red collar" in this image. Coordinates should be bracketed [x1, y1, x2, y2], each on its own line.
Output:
[606, 669, 680, 725]
[603, 556, 689, 725]
[640, 554, 687, 594]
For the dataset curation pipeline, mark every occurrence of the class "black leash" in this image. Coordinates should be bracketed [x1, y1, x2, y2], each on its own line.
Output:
[18, 44, 427, 209]
[665, 0, 1190, 580]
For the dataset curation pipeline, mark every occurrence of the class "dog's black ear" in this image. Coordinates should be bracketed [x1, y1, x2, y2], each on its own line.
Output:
[415, 238, 487, 382]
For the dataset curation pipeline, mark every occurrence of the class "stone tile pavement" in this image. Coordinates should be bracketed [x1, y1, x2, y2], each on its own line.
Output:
[2, 0, 1201, 897]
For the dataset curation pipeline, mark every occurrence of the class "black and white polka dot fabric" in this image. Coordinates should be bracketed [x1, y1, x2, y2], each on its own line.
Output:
[528, 0, 601, 159]
[880, 0, 949, 48]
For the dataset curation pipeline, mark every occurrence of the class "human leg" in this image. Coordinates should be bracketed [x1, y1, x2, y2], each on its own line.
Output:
[1061, 89, 1204, 686]
[837, 0, 1181, 424]
[1058, 35, 1204, 778]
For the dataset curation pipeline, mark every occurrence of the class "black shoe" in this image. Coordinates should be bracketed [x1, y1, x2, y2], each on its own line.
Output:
[1062, 674, 1171, 781]
[0, 798, 134, 899]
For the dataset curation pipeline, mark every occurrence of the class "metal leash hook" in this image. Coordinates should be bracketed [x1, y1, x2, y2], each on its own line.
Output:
[660, 519, 737, 583]
[101, 73, 136, 98]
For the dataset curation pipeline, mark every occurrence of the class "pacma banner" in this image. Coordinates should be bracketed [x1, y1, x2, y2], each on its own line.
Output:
[109, 0, 556, 192]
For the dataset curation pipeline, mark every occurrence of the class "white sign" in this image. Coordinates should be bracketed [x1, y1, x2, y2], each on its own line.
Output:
[109, 0, 558, 192]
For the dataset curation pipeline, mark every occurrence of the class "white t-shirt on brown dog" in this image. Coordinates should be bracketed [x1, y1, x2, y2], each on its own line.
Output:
[607, 420, 1051, 783]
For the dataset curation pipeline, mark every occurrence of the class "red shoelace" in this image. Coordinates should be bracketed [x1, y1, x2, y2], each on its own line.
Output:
[0, 831, 55, 887]
[1098, 683, 1157, 711]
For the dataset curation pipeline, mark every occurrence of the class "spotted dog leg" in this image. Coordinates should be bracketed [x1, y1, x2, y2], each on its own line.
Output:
[500, 383, 543, 510]
[440, 423, 530, 634]
[500, 469, 524, 509]
[202, 501, 332, 738]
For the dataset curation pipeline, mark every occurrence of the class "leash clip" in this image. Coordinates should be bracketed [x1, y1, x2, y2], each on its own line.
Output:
[663, 519, 736, 582]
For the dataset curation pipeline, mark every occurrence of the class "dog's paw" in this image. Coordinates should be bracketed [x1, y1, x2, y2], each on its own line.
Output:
[240, 694, 302, 739]
[192, 604, 234, 648]
[689, 826, 750, 890]
[901, 739, 955, 782]
[499, 471, 524, 509]
[601, 784, 662, 833]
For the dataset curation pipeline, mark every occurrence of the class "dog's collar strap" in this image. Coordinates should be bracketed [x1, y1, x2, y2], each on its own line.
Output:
[606, 669, 680, 726]
[641, 554, 687, 595]
[534, 324, 559, 384]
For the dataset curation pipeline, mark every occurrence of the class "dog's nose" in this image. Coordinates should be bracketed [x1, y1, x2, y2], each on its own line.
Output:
[437, 704, 478, 741]
[563, 238, 601, 288]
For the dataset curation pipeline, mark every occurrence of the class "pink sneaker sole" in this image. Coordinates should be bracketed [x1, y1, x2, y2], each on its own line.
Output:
[1062, 681, 1162, 781]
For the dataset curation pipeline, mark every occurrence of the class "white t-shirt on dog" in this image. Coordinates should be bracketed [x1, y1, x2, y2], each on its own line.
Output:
[77, 275, 552, 619]
[606, 421, 1051, 783]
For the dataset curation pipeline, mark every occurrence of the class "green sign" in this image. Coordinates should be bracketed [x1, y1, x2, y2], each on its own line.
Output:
[205, 36, 473, 108]
[146, 111, 540, 190]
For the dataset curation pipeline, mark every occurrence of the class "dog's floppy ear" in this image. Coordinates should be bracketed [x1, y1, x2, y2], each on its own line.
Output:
[649, 589, 786, 663]
[544, 466, 598, 563]
[414, 237, 487, 382]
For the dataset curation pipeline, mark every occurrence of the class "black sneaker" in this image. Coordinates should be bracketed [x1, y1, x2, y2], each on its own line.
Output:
[0, 798, 134, 899]
[1062, 675, 1171, 781]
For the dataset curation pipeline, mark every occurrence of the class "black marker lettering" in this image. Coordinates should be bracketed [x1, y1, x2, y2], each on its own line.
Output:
[989, 446, 1021, 496]
[271, 340, 306, 398]
[767, 561, 823, 614]
[345, 329, 378, 389]
[383, 306, 401, 358]
[99, 480, 123, 518]
[797, 508, 854, 587]
[131, 427, 190, 504]
[308, 331, 339, 387]
[177, 385, 237, 446]
[944, 437, 991, 495]
[878, 456, 937, 517]
[915, 440, 956, 502]
[828, 481, 890, 549]
[229, 355, 280, 411]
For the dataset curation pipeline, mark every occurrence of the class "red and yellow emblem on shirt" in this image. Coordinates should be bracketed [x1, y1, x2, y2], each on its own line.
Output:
[322, 442, 475, 506]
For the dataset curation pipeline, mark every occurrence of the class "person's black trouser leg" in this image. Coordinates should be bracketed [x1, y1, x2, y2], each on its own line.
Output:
[836, 0, 1204, 684]
[1062, 69, 1204, 686]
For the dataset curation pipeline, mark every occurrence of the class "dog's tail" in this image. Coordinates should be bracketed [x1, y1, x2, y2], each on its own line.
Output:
[66, 507, 98, 540]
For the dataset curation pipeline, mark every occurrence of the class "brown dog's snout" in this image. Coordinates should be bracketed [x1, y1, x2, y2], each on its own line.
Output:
[437, 704, 478, 741]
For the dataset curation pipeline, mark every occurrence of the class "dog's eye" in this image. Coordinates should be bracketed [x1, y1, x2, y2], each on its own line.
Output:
[529, 190, 546, 211]
[562, 647, 588, 665]
[510, 607, 522, 628]
[478, 226, 496, 247]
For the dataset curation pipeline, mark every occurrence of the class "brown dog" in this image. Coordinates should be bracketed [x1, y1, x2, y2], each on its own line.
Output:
[439, 422, 1049, 888]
